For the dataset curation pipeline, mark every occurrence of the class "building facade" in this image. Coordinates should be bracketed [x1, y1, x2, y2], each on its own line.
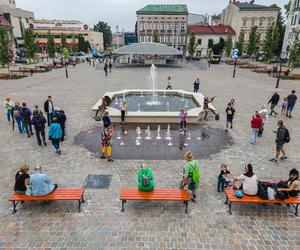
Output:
[30, 19, 104, 52]
[211, 14, 221, 26]
[282, 0, 300, 53]
[0, 0, 34, 48]
[187, 24, 236, 57]
[136, 4, 188, 51]
[188, 13, 207, 25]
[124, 32, 136, 45]
[220, 0, 279, 50]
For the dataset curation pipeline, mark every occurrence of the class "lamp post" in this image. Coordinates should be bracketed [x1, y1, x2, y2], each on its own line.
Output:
[232, 48, 238, 78]
[275, 52, 288, 89]
[63, 48, 69, 78]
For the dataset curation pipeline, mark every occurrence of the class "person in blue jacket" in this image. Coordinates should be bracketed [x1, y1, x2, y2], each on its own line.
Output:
[48, 117, 62, 154]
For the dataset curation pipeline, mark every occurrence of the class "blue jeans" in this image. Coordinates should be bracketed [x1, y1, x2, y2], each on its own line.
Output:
[251, 128, 259, 144]
[24, 122, 33, 136]
[47, 112, 53, 126]
[51, 138, 60, 150]
[15, 117, 24, 133]
[6, 111, 12, 122]
[217, 177, 225, 192]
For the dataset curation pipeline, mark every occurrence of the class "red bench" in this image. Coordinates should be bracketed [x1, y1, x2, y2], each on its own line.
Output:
[225, 189, 300, 216]
[120, 189, 191, 213]
[9, 188, 85, 213]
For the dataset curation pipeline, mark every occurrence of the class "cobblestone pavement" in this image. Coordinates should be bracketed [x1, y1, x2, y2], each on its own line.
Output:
[0, 62, 299, 249]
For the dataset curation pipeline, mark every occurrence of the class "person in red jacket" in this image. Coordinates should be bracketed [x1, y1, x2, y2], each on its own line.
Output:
[250, 112, 263, 144]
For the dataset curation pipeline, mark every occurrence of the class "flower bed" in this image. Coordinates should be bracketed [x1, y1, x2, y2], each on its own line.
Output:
[252, 68, 272, 74]
[0, 73, 26, 79]
[281, 74, 300, 80]
[239, 64, 265, 69]
[226, 60, 249, 65]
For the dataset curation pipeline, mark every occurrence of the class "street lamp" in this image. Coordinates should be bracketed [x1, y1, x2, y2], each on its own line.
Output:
[232, 48, 238, 78]
[275, 52, 288, 88]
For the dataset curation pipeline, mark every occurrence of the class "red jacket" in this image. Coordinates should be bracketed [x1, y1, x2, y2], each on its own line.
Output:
[251, 116, 263, 129]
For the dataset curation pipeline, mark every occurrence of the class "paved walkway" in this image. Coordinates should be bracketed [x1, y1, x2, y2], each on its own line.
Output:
[0, 62, 299, 249]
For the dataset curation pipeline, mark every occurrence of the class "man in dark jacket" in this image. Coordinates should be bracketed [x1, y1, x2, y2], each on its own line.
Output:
[20, 102, 33, 138]
[268, 92, 280, 116]
[58, 110, 67, 141]
[31, 110, 47, 146]
[270, 120, 289, 163]
[44, 96, 54, 126]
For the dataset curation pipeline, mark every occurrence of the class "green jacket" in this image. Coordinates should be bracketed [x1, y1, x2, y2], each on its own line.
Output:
[138, 167, 154, 192]
[184, 160, 200, 189]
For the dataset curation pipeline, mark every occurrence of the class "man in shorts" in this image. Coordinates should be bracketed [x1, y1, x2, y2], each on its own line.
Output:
[286, 90, 297, 118]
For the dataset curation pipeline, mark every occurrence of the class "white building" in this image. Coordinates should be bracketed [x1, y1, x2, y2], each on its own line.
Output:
[282, 0, 300, 53]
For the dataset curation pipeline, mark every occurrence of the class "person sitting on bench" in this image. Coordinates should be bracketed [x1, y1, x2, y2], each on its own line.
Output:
[138, 163, 154, 192]
[277, 168, 300, 197]
[30, 166, 58, 196]
[234, 164, 258, 196]
[14, 165, 30, 194]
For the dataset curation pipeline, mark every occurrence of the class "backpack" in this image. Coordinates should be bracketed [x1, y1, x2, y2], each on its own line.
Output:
[189, 161, 200, 184]
[235, 190, 243, 198]
[142, 175, 150, 186]
[283, 128, 290, 143]
[267, 187, 275, 200]
[257, 181, 268, 200]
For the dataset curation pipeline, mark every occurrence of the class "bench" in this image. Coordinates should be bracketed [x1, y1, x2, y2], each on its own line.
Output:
[9, 188, 85, 213]
[224, 189, 300, 216]
[120, 189, 191, 214]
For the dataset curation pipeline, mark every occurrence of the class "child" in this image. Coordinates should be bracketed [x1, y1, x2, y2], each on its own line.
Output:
[280, 97, 288, 114]
[166, 76, 172, 90]
[225, 102, 235, 131]
[217, 164, 231, 192]
[179, 109, 187, 132]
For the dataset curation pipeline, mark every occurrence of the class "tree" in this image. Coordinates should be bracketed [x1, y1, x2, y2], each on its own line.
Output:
[289, 32, 300, 67]
[208, 39, 214, 49]
[71, 34, 77, 53]
[0, 26, 11, 68]
[153, 32, 159, 43]
[263, 23, 280, 62]
[24, 29, 37, 63]
[211, 38, 225, 55]
[188, 32, 196, 56]
[85, 40, 91, 52]
[247, 26, 260, 56]
[60, 33, 67, 52]
[235, 32, 245, 56]
[46, 31, 55, 58]
[284, 1, 291, 18]
[225, 35, 233, 57]
[78, 35, 85, 52]
[94, 21, 112, 49]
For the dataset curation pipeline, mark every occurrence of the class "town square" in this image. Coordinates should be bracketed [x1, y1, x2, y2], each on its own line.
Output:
[0, 0, 300, 249]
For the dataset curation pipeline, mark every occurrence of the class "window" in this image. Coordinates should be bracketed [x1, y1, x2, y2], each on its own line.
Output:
[167, 22, 172, 30]
[147, 36, 152, 42]
[174, 22, 179, 30]
[147, 22, 152, 29]
[140, 22, 145, 31]
[180, 36, 185, 43]
[160, 22, 165, 30]
[167, 36, 171, 43]
[153, 22, 158, 30]
[180, 22, 186, 30]
[160, 36, 165, 43]
[294, 15, 298, 25]
[197, 39, 202, 45]
[259, 19, 263, 26]
[251, 19, 255, 26]
[242, 19, 247, 26]
[140, 35, 145, 42]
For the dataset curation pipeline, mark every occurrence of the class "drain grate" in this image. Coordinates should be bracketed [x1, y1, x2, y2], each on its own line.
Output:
[84, 175, 112, 189]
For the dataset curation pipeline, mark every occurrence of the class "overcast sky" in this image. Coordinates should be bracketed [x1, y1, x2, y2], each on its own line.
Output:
[17, 0, 286, 31]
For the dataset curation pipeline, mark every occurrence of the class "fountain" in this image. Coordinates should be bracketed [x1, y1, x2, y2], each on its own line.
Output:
[116, 131, 121, 140]
[163, 90, 166, 98]
[114, 97, 119, 106]
[137, 103, 141, 112]
[184, 98, 189, 108]
[145, 126, 152, 140]
[165, 124, 171, 140]
[156, 125, 162, 140]
[166, 101, 170, 112]
[140, 91, 143, 97]
[122, 93, 126, 102]
[135, 138, 141, 146]
[120, 138, 125, 146]
[181, 93, 185, 102]
[146, 64, 160, 106]
[136, 127, 142, 140]
[187, 132, 192, 140]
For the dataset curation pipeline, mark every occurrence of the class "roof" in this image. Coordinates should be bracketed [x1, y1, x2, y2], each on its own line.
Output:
[113, 43, 182, 55]
[211, 14, 221, 20]
[0, 15, 11, 28]
[187, 25, 235, 35]
[137, 4, 188, 15]
[234, 2, 280, 11]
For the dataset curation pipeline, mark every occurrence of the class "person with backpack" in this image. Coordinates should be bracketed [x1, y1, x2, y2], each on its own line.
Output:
[277, 168, 299, 197]
[234, 164, 258, 196]
[31, 110, 47, 146]
[48, 117, 62, 155]
[4, 97, 14, 122]
[180, 151, 200, 202]
[270, 120, 289, 163]
[12, 102, 24, 134]
[138, 163, 154, 192]
[20, 102, 33, 138]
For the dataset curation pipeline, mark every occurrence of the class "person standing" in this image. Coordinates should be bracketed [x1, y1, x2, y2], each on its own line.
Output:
[268, 91, 280, 117]
[12, 102, 24, 134]
[109, 61, 112, 72]
[225, 102, 235, 131]
[102, 111, 111, 127]
[48, 117, 62, 154]
[100, 123, 114, 162]
[258, 105, 268, 137]
[166, 76, 172, 90]
[179, 109, 187, 132]
[286, 90, 297, 118]
[4, 97, 14, 122]
[20, 102, 33, 138]
[58, 110, 67, 141]
[44, 96, 54, 126]
[180, 151, 200, 202]
[270, 120, 289, 163]
[31, 110, 47, 146]
[104, 61, 108, 76]
[193, 78, 200, 93]
[250, 112, 263, 144]
[120, 101, 128, 123]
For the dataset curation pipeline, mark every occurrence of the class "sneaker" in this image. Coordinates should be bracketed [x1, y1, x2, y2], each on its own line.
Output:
[100, 155, 106, 159]
[38, 143, 42, 146]
[27, 135, 30, 138]
[280, 155, 287, 160]
[107, 158, 114, 162]
[58, 150, 61, 155]
[269, 158, 278, 163]
[44, 142, 47, 146]
[191, 198, 196, 203]
[225, 129, 228, 132]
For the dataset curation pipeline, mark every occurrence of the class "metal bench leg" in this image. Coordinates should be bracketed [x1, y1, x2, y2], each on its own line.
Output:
[78, 200, 82, 212]
[228, 201, 232, 215]
[121, 200, 126, 212]
[12, 201, 20, 214]
[184, 201, 188, 214]
[81, 194, 85, 203]
[224, 196, 228, 205]
[293, 204, 299, 216]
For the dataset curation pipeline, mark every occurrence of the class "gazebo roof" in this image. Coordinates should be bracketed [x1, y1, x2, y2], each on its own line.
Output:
[113, 43, 182, 55]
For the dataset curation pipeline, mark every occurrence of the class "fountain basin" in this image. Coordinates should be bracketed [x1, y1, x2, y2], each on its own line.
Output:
[92, 89, 216, 123]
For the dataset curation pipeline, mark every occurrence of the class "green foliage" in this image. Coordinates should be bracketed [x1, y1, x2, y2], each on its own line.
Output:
[235, 32, 244, 56]
[208, 39, 214, 49]
[46, 31, 56, 58]
[276, 6, 286, 56]
[24, 29, 37, 62]
[225, 35, 233, 57]
[71, 34, 77, 53]
[211, 38, 225, 55]
[289, 32, 300, 67]
[263, 23, 280, 62]
[0, 26, 11, 67]
[284, 1, 291, 18]
[153, 32, 159, 43]
[247, 26, 260, 56]
[94, 21, 112, 49]
[188, 32, 196, 55]
[78, 35, 91, 53]
[60, 33, 67, 52]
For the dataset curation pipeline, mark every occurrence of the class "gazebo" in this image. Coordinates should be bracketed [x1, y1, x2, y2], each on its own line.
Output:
[113, 42, 182, 66]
